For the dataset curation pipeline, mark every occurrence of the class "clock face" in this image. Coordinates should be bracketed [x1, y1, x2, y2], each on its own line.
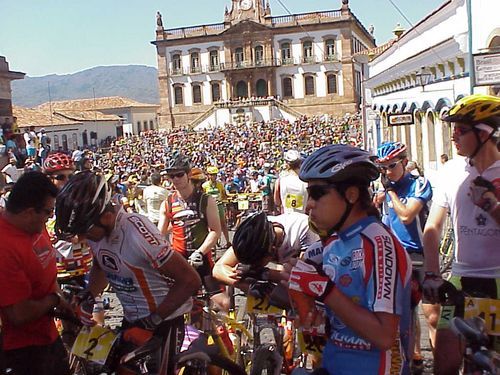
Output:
[240, 0, 253, 11]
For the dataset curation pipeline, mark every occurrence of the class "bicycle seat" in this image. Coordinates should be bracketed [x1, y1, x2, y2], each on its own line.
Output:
[472, 350, 497, 373]
[120, 336, 163, 365]
[450, 316, 490, 347]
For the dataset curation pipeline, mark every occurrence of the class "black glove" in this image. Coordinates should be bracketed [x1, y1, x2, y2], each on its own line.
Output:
[381, 174, 394, 192]
[248, 279, 276, 299]
[237, 264, 270, 280]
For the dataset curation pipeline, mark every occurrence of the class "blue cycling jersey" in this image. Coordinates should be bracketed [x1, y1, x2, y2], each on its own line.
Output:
[384, 174, 432, 253]
[321, 216, 412, 374]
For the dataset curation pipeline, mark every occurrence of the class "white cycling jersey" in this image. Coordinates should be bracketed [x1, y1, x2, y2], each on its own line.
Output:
[433, 157, 500, 278]
[278, 172, 308, 214]
[268, 212, 319, 263]
[88, 209, 192, 322]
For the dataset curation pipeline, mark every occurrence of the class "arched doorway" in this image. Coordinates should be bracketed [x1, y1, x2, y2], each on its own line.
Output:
[256, 79, 267, 97]
[487, 33, 500, 95]
[414, 111, 424, 169]
[426, 111, 437, 168]
[236, 81, 248, 98]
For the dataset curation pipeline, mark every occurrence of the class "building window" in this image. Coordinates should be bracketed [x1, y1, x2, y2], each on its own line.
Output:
[190, 52, 200, 73]
[143, 120, 148, 131]
[327, 73, 337, 94]
[71, 133, 78, 150]
[303, 41, 313, 63]
[325, 39, 335, 61]
[150, 120, 154, 130]
[211, 82, 221, 102]
[282, 77, 293, 98]
[209, 50, 219, 71]
[304, 75, 315, 96]
[193, 84, 202, 104]
[172, 54, 182, 74]
[174, 86, 183, 105]
[254, 46, 264, 65]
[53, 135, 59, 150]
[62, 134, 68, 151]
[281, 42, 292, 64]
[235, 47, 244, 67]
[137, 121, 141, 132]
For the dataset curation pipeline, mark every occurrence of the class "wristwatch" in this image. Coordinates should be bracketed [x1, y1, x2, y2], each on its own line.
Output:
[150, 312, 163, 327]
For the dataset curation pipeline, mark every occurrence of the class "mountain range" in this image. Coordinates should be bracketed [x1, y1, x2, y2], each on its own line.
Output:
[11, 65, 159, 108]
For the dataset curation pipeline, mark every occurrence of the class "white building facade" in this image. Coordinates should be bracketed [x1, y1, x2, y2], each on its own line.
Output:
[364, 0, 500, 181]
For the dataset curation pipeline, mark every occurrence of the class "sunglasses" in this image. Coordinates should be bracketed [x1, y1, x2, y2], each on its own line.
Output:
[307, 184, 336, 201]
[453, 125, 474, 137]
[52, 174, 73, 181]
[167, 171, 186, 179]
[378, 160, 402, 171]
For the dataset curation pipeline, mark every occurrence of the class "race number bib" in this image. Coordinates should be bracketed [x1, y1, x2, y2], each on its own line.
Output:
[246, 295, 283, 314]
[238, 200, 249, 210]
[72, 325, 118, 364]
[285, 193, 304, 210]
[464, 297, 500, 336]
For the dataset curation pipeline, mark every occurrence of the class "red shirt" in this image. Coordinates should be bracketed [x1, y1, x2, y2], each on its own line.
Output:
[0, 215, 59, 350]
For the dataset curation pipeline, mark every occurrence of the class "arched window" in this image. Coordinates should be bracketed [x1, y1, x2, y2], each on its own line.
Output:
[427, 112, 437, 165]
[174, 85, 183, 105]
[235, 47, 244, 67]
[53, 135, 59, 150]
[71, 133, 78, 150]
[143, 120, 148, 131]
[325, 39, 336, 61]
[302, 41, 313, 63]
[190, 52, 200, 73]
[254, 46, 264, 65]
[282, 77, 293, 98]
[281, 42, 292, 64]
[236, 81, 248, 98]
[211, 82, 221, 102]
[137, 121, 141, 133]
[172, 54, 182, 74]
[192, 84, 202, 104]
[209, 50, 219, 71]
[150, 120, 154, 130]
[304, 75, 315, 96]
[62, 134, 68, 151]
[326, 73, 337, 94]
[256, 79, 267, 97]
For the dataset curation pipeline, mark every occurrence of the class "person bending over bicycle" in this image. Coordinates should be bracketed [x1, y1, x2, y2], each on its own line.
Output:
[212, 210, 319, 293]
[423, 94, 500, 374]
[287, 144, 412, 374]
[55, 171, 201, 374]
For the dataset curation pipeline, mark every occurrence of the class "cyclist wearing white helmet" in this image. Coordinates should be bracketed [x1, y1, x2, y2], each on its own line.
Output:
[274, 149, 308, 214]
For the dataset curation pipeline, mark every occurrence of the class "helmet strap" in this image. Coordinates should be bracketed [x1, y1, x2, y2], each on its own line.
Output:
[469, 128, 494, 163]
[327, 197, 353, 237]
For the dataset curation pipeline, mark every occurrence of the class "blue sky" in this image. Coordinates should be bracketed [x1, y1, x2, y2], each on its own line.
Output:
[0, 0, 444, 77]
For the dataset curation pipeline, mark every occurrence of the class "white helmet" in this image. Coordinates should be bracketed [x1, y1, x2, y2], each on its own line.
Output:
[284, 150, 301, 163]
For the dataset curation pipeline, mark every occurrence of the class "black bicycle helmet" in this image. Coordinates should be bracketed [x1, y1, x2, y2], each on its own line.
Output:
[299, 144, 379, 184]
[55, 171, 112, 239]
[233, 211, 274, 265]
[165, 154, 191, 173]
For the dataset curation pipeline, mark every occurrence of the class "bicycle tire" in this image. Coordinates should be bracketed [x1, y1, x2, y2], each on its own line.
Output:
[250, 344, 282, 375]
[179, 353, 247, 375]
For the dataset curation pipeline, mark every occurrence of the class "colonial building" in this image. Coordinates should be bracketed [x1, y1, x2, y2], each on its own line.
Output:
[0, 56, 24, 138]
[363, 0, 500, 182]
[152, 0, 375, 129]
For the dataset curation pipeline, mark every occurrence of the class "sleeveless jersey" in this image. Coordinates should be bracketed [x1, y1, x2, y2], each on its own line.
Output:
[202, 180, 225, 204]
[433, 157, 500, 278]
[321, 216, 411, 374]
[267, 212, 319, 263]
[279, 172, 308, 214]
[166, 190, 209, 257]
[384, 173, 432, 253]
[88, 209, 192, 322]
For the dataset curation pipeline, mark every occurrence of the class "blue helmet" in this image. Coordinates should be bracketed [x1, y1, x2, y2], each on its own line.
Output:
[299, 144, 379, 183]
[376, 142, 407, 163]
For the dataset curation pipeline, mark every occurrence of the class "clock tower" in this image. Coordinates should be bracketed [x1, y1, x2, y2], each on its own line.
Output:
[225, 0, 269, 25]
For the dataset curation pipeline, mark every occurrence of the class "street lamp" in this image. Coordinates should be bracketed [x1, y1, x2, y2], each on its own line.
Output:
[415, 66, 432, 88]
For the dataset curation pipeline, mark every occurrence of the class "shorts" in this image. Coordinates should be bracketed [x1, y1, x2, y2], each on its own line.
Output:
[217, 203, 225, 221]
[2, 337, 70, 375]
[26, 147, 36, 157]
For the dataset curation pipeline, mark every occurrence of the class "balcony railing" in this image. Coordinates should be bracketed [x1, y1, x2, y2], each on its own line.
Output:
[220, 59, 279, 71]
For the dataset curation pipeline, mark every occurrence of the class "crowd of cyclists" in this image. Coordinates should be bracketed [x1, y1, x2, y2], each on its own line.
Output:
[0, 94, 498, 374]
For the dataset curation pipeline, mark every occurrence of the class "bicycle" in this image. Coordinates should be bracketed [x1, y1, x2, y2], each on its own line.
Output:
[437, 280, 499, 374]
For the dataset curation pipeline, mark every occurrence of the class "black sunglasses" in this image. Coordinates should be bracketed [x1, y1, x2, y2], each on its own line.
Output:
[307, 185, 336, 201]
[52, 174, 73, 181]
[167, 171, 186, 179]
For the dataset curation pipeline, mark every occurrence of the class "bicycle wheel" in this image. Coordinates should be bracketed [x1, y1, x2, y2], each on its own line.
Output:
[250, 344, 282, 375]
[179, 353, 247, 375]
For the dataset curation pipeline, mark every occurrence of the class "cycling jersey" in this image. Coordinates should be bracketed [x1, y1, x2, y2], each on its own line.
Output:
[202, 180, 225, 203]
[87, 209, 192, 323]
[433, 157, 500, 278]
[278, 172, 308, 214]
[165, 190, 209, 257]
[267, 212, 319, 263]
[384, 173, 432, 253]
[321, 216, 411, 374]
